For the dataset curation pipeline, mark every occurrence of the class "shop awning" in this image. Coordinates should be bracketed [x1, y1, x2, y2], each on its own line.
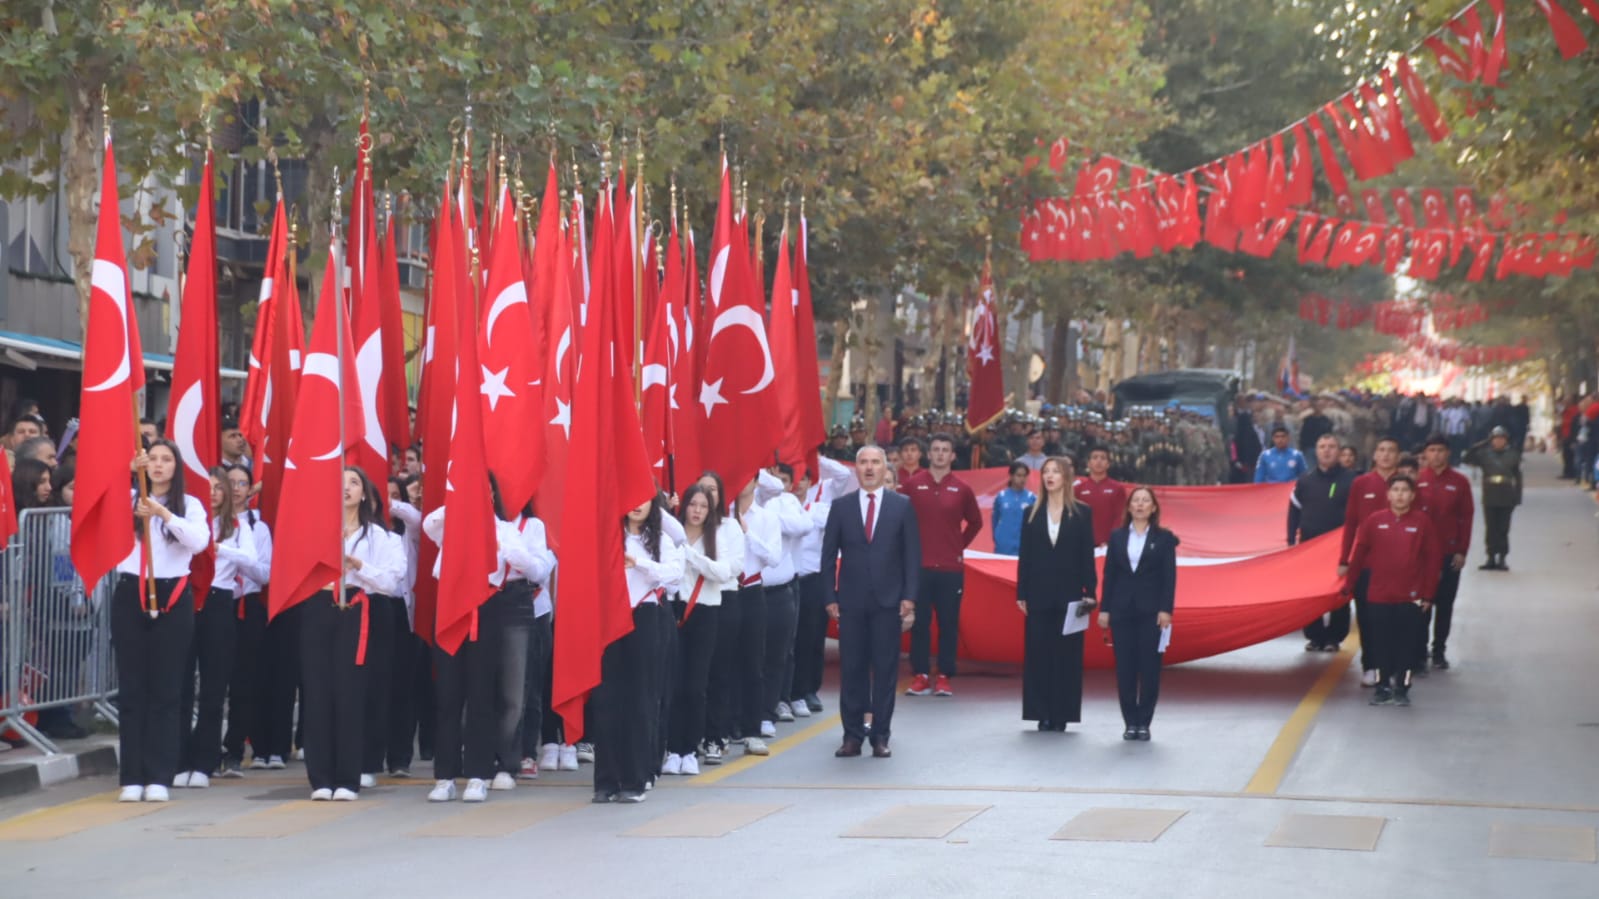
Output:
[0, 330, 247, 380]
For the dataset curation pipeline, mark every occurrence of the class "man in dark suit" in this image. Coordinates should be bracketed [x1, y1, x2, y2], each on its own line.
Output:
[821, 445, 921, 758]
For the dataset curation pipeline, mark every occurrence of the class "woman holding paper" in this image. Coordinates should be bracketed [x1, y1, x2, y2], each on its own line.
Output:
[1015, 457, 1098, 732]
[1098, 486, 1179, 742]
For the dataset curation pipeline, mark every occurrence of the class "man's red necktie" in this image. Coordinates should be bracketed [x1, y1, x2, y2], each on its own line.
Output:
[865, 491, 877, 542]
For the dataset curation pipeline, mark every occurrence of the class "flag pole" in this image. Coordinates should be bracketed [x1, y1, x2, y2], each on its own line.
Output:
[332, 166, 348, 610]
[633, 131, 645, 409]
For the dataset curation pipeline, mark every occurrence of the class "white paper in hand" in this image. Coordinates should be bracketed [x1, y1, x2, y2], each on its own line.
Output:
[1062, 601, 1090, 636]
[1157, 625, 1172, 653]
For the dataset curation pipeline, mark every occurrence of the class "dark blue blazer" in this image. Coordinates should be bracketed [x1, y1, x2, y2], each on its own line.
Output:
[820, 488, 921, 612]
[1100, 525, 1179, 616]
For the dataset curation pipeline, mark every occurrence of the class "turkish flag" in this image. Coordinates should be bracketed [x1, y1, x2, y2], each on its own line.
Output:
[241, 199, 286, 458]
[347, 137, 391, 498]
[1202, 164, 1240, 252]
[1379, 69, 1417, 163]
[1419, 189, 1452, 228]
[1047, 137, 1070, 174]
[966, 256, 1006, 432]
[0, 451, 15, 549]
[1409, 229, 1450, 280]
[699, 158, 782, 495]
[1396, 56, 1449, 142]
[375, 200, 411, 457]
[1466, 233, 1498, 282]
[769, 224, 811, 476]
[1390, 188, 1418, 228]
[536, 193, 579, 541]
[521, 160, 564, 502]
[641, 224, 677, 478]
[72, 132, 146, 589]
[1307, 114, 1352, 206]
[792, 214, 826, 481]
[1362, 189, 1390, 224]
[1481, 0, 1509, 86]
[1298, 216, 1337, 266]
[1287, 124, 1315, 207]
[550, 185, 657, 743]
[479, 181, 544, 515]
[166, 148, 221, 598]
[1263, 134, 1289, 219]
[434, 195, 499, 656]
[267, 235, 365, 619]
[1533, 0, 1589, 59]
[667, 224, 704, 494]
[413, 186, 458, 643]
[1382, 227, 1409, 275]
[257, 222, 303, 531]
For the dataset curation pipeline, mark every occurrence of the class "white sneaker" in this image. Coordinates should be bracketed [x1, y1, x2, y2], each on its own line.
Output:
[759, 720, 777, 739]
[267, 755, 286, 770]
[662, 753, 683, 775]
[791, 699, 811, 718]
[744, 737, 770, 756]
[680, 754, 700, 776]
[575, 742, 595, 764]
[427, 780, 457, 802]
[310, 788, 333, 801]
[490, 772, 516, 791]
[776, 701, 795, 722]
[462, 778, 488, 802]
[249, 756, 270, 770]
[171, 771, 191, 788]
[332, 788, 358, 801]
[187, 771, 209, 789]
[359, 773, 377, 788]
[294, 748, 305, 761]
[142, 785, 170, 802]
[559, 745, 579, 771]
[701, 742, 723, 765]
[118, 785, 144, 803]
[1361, 669, 1381, 687]
[539, 743, 560, 771]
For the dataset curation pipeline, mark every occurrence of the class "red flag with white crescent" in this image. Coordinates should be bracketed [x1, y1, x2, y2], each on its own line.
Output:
[792, 213, 826, 481]
[71, 132, 146, 588]
[257, 228, 303, 531]
[347, 129, 390, 498]
[241, 198, 286, 458]
[965, 256, 1006, 432]
[479, 180, 544, 515]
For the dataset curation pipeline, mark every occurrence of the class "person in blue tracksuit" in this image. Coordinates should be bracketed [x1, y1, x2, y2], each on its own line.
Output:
[990, 462, 1035, 556]
[1254, 425, 1309, 484]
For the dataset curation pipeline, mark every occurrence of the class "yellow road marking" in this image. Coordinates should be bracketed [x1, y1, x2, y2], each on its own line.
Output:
[691, 713, 841, 786]
[0, 792, 168, 840]
[1243, 633, 1360, 795]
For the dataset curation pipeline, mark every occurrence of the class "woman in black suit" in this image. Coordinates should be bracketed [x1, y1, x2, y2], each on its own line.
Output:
[1097, 486, 1178, 741]
[1016, 457, 1097, 732]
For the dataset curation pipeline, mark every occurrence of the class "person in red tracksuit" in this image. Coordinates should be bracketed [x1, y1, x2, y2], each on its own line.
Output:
[1337, 436, 1401, 687]
[1343, 474, 1441, 707]
[1073, 446, 1128, 547]
[1415, 434, 1474, 671]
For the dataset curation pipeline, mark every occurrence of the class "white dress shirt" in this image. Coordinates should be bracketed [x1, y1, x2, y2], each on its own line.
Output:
[421, 507, 554, 590]
[115, 491, 211, 577]
[735, 501, 781, 582]
[501, 515, 557, 588]
[678, 518, 744, 605]
[796, 458, 856, 575]
[1127, 525, 1149, 571]
[236, 515, 273, 595]
[624, 529, 683, 607]
[342, 525, 407, 597]
[755, 470, 811, 586]
[212, 514, 260, 597]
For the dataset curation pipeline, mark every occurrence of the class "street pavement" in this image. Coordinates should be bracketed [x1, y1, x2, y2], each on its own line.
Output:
[2, 455, 1595, 898]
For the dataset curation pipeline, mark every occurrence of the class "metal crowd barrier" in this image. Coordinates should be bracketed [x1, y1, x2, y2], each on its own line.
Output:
[1, 506, 118, 755]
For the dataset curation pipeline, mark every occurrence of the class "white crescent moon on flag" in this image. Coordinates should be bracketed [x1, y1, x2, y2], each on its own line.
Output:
[300, 352, 345, 461]
[642, 363, 668, 392]
[709, 245, 730, 309]
[171, 381, 205, 480]
[553, 326, 572, 385]
[485, 281, 528, 345]
[84, 259, 131, 393]
[356, 334, 384, 455]
[710, 305, 775, 395]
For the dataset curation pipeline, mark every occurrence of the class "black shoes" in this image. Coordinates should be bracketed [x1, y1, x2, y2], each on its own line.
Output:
[1037, 720, 1053, 732]
[1479, 554, 1509, 571]
[804, 693, 824, 712]
[1122, 728, 1138, 740]
[1431, 653, 1450, 670]
[1135, 726, 1151, 741]
[1370, 686, 1394, 705]
[1392, 687, 1412, 707]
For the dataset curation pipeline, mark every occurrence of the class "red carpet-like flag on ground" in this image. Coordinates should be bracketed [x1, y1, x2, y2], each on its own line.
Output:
[72, 130, 146, 588]
[166, 147, 221, 598]
[267, 236, 365, 618]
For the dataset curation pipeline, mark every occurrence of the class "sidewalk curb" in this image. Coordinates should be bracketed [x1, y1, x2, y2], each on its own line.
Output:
[0, 742, 119, 799]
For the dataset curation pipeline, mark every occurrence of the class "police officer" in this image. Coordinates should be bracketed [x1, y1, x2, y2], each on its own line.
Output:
[1463, 426, 1521, 571]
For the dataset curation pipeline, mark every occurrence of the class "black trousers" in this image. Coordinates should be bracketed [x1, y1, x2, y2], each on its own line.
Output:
[1021, 606, 1084, 724]
[838, 603, 901, 744]
[178, 588, 238, 776]
[413, 632, 436, 759]
[593, 603, 662, 794]
[1303, 601, 1352, 647]
[732, 584, 767, 734]
[520, 611, 553, 757]
[383, 600, 419, 770]
[1366, 601, 1422, 686]
[791, 573, 827, 702]
[1483, 505, 1514, 557]
[360, 593, 398, 775]
[910, 569, 963, 677]
[222, 592, 269, 764]
[538, 615, 563, 746]
[1351, 570, 1375, 672]
[761, 580, 799, 718]
[111, 575, 195, 788]
[1421, 561, 1462, 660]
[298, 591, 369, 792]
[706, 590, 742, 743]
[1109, 611, 1163, 729]
[669, 601, 719, 756]
[433, 589, 533, 780]
[263, 602, 304, 759]
[651, 598, 676, 773]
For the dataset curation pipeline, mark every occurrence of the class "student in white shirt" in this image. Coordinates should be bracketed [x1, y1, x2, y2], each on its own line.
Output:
[174, 467, 259, 789]
[383, 475, 424, 777]
[515, 498, 558, 779]
[711, 475, 780, 756]
[677, 473, 746, 766]
[593, 495, 682, 803]
[299, 467, 406, 801]
[790, 456, 855, 716]
[353, 476, 410, 791]
[113, 440, 212, 803]
[756, 464, 815, 731]
[663, 485, 741, 777]
[222, 463, 274, 775]
[422, 474, 554, 803]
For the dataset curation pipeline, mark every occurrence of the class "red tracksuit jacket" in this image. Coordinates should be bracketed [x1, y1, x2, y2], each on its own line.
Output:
[1343, 508, 1442, 604]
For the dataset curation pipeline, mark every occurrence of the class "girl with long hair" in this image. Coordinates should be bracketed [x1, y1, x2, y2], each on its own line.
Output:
[175, 466, 258, 788]
[592, 495, 682, 803]
[113, 440, 211, 802]
[663, 484, 742, 777]
[1016, 457, 1097, 732]
[221, 463, 274, 774]
[299, 466, 405, 801]
[1098, 486, 1179, 741]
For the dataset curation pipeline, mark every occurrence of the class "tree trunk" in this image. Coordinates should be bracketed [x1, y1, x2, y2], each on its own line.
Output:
[824, 316, 848, 426]
[1100, 317, 1122, 392]
[1010, 302, 1033, 406]
[862, 297, 880, 429]
[65, 83, 100, 332]
[1045, 315, 1071, 403]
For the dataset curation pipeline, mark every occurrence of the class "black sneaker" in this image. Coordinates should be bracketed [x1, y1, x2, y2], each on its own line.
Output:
[591, 790, 616, 804]
[1392, 688, 1412, 707]
[1431, 654, 1450, 670]
[804, 693, 824, 712]
[1369, 687, 1394, 706]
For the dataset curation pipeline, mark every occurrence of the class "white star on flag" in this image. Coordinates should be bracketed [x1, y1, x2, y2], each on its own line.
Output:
[699, 377, 728, 417]
[550, 397, 571, 440]
[480, 365, 516, 411]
